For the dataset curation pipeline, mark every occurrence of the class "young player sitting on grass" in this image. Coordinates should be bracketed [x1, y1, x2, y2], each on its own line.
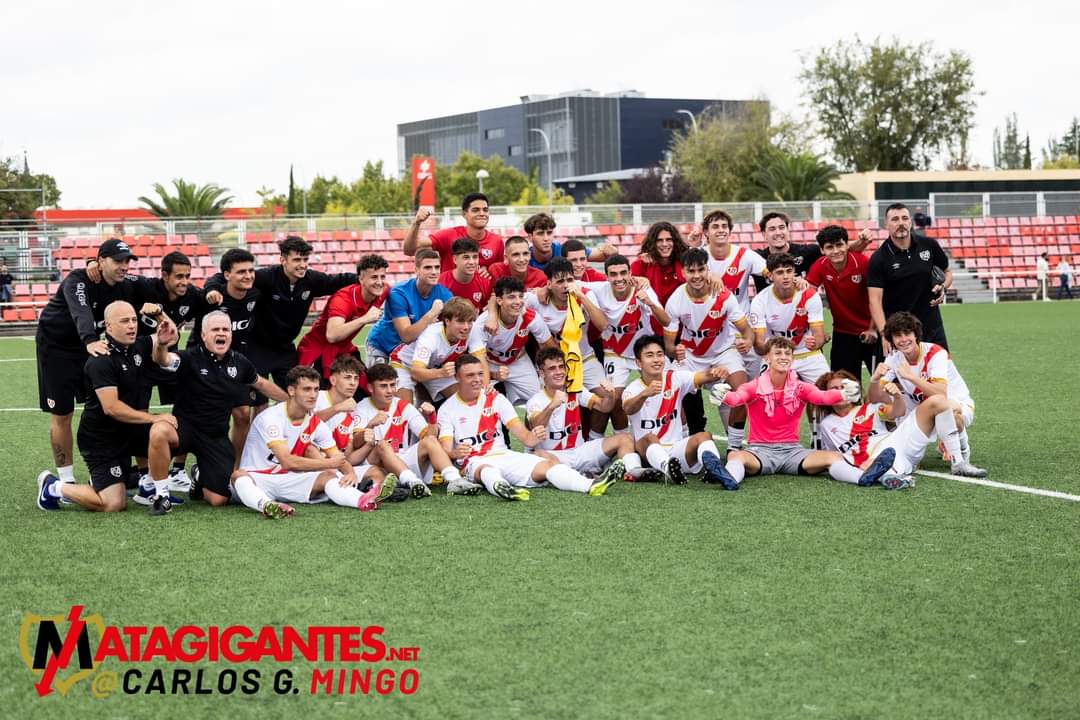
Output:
[349, 363, 482, 497]
[871, 311, 986, 478]
[707, 337, 897, 490]
[526, 347, 658, 482]
[621, 335, 731, 485]
[231, 367, 394, 519]
[816, 367, 985, 489]
[437, 355, 620, 501]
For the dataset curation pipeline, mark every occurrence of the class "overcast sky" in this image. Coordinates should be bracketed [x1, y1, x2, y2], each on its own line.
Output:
[4, 0, 1077, 208]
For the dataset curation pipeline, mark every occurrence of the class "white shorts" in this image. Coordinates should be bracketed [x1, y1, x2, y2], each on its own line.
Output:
[582, 356, 606, 390]
[464, 450, 545, 487]
[420, 372, 458, 399]
[549, 437, 611, 475]
[492, 356, 541, 406]
[393, 365, 416, 392]
[742, 349, 762, 378]
[677, 346, 745, 379]
[644, 436, 702, 474]
[869, 413, 931, 476]
[399, 444, 435, 485]
[957, 401, 975, 428]
[249, 470, 325, 504]
[602, 353, 637, 388]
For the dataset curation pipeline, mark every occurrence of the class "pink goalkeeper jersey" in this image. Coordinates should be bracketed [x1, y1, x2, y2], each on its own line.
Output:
[721, 375, 843, 444]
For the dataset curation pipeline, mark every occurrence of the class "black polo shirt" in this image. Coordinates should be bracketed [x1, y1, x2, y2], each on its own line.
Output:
[78, 335, 155, 448]
[172, 346, 258, 435]
[132, 276, 213, 342]
[867, 232, 949, 332]
[36, 270, 137, 348]
[753, 243, 822, 291]
[187, 287, 260, 354]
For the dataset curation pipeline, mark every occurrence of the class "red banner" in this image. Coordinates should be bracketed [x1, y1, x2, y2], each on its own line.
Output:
[411, 156, 436, 209]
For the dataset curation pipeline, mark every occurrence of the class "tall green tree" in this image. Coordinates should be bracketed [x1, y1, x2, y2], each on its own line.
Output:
[137, 179, 232, 217]
[993, 114, 1027, 170]
[1043, 117, 1080, 165]
[744, 152, 854, 202]
[348, 161, 412, 214]
[287, 165, 297, 215]
[0, 155, 61, 220]
[584, 181, 623, 205]
[669, 103, 774, 201]
[800, 38, 979, 171]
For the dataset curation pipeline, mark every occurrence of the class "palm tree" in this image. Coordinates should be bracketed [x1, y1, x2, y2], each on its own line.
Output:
[744, 153, 854, 202]
[138, 179, 233, 218]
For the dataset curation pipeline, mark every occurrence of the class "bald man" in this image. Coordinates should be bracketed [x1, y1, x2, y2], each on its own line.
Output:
[37, 301, 180, 515]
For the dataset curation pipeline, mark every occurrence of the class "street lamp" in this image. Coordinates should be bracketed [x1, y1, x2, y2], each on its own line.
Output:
[529, 127, 553, 196]
[475, 169, 489, 193]
[675, 109, 698, 133]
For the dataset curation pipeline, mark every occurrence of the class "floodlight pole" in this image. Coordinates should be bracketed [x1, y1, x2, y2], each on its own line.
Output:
[530, 128, 553, 195]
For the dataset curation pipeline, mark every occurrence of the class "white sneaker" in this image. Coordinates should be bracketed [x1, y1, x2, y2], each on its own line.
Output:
[168, 467, 192, 492]
[446, 478, 482, 496]
[951, 461, 988, 478]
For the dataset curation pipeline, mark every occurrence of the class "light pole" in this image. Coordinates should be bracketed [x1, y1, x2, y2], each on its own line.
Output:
[675, 109, 698, 133]
[529, 127, 553, 196]
[475, 169, 489, 193]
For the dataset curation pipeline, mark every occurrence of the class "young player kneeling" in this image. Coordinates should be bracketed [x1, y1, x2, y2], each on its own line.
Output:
[526, 347, 652, 485]
[231, 367, 392, 518]
[708, 337, 896, 489]
[437, 355, 617, 500]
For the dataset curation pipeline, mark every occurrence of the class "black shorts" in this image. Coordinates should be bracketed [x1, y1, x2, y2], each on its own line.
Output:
[829, 332, 884, 380]
[174, 419, 235, 497]
[78, 425, 151, 491]
[36, 340, 88, 415]
[921, 324, 949, 351]
[247, 344, 297, 406]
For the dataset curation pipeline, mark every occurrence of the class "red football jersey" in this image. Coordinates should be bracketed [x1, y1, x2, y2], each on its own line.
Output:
[438, 270, 492, 310]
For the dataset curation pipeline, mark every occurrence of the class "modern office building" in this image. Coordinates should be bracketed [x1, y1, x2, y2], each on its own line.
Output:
[397, 90, 761, 198]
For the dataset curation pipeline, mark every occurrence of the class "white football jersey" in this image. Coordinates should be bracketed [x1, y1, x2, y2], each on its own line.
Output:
[525, 292, 596, 360]
[664, 285, 745, 361]
[748, 286, 824, 354]
[881, 343, 972, 413]
[819, 402, 891, 466]
[468, 308, 551, 365]
[404, 322, 470, 371]
[240, 403, 336, 473]
[353, 396, 429, 452]
[437, 389, 520, 458]
[314, 389, 362, 452]
[706, 245, 767, 313]
[582, 282, 662, 360]
[622, 370, 699, 446]
[525, 387, 597, 451]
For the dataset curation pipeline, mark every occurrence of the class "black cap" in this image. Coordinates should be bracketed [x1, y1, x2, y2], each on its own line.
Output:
[98, 238, 139, 262]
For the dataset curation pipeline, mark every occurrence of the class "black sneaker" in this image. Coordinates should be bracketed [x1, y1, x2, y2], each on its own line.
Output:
[149, 494, 172, 516]
[664, 457, 687, 485]
[188, 464, 203, 501]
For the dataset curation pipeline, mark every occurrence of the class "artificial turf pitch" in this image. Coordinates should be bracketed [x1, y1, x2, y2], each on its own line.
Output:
[2, 301, 1078, 719]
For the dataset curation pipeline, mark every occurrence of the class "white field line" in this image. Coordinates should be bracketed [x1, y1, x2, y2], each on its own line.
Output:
[0, 405, 170, 413]
[914, 469, 1080, 503]
[0, 358, 33, 362]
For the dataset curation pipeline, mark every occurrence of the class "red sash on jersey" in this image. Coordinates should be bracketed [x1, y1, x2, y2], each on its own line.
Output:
[440, 338, 467, 368]
[721, 247, 748, 292]
[848, 403, 877, 466]
[388, 342, 408, 365]
[330, 411, 355, 451]
[556, 392, 582, 450]
[258, 414, 321, 474]
[380, 400, 411, 451]
[603, 290, 643, 356]
[910, 343, 944, 403]
[683, 289, 732, 356]
[785, 289, 816, 346]
[654, 372, 681, 440]
[467, 391, 502, 459]
[487, 308, 537, 365]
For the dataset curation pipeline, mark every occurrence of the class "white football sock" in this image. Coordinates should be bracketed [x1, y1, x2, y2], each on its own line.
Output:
[623, 452, 646, 477]
[153, 478, 170, 498]
[323, 475, 367, 509]
[50, 481, 66, 499]
[934, 411, 963, 464]
[958, 429, 971, 457]
[478, 467, 504, 495]
[233, 475, 273, 513]
[727, 427, 745, 450]
[442, 465, 463, 484]
[829, 460, 863, 485]
[544, 464, 592, 493]
[57, 465, 75, 483]
[724, 459, 745, 485]
[645, 443, 669, 471]
[697, 440, 721, 464]
[399, 469, 422, 487]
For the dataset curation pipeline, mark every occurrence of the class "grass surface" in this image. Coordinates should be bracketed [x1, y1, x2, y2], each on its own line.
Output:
[2, 302, 1079, 719]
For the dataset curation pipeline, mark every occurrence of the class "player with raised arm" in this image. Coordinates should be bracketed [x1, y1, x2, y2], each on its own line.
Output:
[621, 335, 731, 485]
[872, 311, 986, 477]
[707, 337, 896, 490]
[404, 193, 504, 271]
[437, 355, 615, 500]
[664, 247, 755, 445]
[231, 366, 393, 519]
[527, 347, 650, 484]
[468, 277, 556, 406]
[347, 363, 480, 497]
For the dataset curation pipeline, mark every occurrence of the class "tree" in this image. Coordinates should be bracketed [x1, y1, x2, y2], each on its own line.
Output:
[800, 37, 979, 171]
[1043, 117, 1080, 165]
[255, 186, 286, 212]
[618, 168, 700, 204]
[434, 152, 531, 209]
[348, 161, 412, 214]
[993, 114, 1027, 170]
[0, 155, 61, 220]
[744, 152, 854, 202]
[138, 179, 232, 217]
[669, 102, 774, 201]
[584, 181, 623, 204]
[287, 165, 297, 215]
